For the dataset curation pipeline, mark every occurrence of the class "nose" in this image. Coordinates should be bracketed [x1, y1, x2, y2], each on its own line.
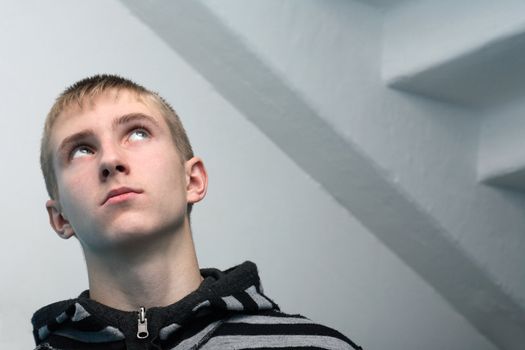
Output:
[99, 147, 129, 181]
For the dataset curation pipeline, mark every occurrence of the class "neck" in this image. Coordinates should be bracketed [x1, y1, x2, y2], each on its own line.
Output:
[83, 218, 202, 311]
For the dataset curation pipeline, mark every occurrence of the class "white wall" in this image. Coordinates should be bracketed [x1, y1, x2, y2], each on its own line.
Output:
[0, 1, 502, 349]
[190, 1, 524, 348]
[479, 99, 525, 181]
[198, 1, 520, 293]
[383, 0, 525, 83]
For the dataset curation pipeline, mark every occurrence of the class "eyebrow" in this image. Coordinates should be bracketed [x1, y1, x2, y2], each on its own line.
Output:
[111, 113, 161, 130]
[57, 113, 161, 161]
[57, 129, 96, 161]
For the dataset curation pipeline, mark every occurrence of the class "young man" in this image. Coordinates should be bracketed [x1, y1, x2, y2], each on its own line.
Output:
[32, 74, 362, 350]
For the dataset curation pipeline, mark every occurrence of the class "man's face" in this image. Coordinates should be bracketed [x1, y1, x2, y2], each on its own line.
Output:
[47, 89, 196, 251]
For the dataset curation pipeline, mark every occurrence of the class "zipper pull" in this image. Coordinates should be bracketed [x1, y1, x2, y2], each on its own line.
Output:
[137, 307, 149, 339]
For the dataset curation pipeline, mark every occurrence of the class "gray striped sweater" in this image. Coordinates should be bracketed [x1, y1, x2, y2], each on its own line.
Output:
[32, 261, 362, 350]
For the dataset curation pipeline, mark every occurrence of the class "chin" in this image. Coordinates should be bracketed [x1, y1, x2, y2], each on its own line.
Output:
[108, 216, 184, 241]
[108, 222, 158, 239]
[86, 209, 185, 247]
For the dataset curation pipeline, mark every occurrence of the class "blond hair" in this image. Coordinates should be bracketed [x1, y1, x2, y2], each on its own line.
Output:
[40, 74, 195, 213]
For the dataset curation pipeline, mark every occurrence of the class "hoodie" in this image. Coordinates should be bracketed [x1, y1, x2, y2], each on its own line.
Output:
[32, 261, 361, 350]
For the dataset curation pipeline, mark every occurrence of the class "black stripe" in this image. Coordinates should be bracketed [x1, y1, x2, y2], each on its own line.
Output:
[257, 310, 309, 319]
[250, 347, 329, 350]
[46, 334, 124, 350]
[161, 312, 225, 347]
[46, 319, 62, 333]
[65, 304, 78, 318]
[45, 309, 71, 333]
[66, 317, 111, 332]
[210, 297, 228, 310]
[232, 291, 259, 311]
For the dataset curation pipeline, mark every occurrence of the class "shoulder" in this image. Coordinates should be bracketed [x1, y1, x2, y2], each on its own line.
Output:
[204, 310, 363, 349]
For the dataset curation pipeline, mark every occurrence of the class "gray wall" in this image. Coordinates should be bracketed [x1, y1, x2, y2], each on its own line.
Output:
[1, 1, 521, 349]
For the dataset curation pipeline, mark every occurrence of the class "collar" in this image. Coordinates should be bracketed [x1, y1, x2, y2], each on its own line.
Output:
[32, 261, 279, 347]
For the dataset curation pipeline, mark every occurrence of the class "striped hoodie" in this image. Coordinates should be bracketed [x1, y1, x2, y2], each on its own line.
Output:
[32, 261, 362, 350]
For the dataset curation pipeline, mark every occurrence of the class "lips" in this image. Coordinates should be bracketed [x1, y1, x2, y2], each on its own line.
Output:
[101, 187, 143, 205]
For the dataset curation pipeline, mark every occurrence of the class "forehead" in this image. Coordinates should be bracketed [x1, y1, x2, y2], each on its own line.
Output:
[49, 89, 166, 146]
[57, 89, 159, 123]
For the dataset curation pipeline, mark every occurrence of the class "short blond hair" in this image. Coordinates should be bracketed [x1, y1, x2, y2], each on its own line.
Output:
[40, 74, 195, 213]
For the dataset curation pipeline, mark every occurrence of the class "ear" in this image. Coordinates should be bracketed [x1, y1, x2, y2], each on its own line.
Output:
[46, 199, 75, 239]
[185, 157, 208, 205]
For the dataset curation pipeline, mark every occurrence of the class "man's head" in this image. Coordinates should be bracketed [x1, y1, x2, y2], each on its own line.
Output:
[41, 74, 194, 205]
[41, 75, 207, 250]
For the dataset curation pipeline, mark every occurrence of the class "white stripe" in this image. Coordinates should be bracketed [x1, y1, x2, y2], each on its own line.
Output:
[222, 295, 244, 310]
[53, 326, 125, 343]
[159, 323, 181, 340]
[38, 325, 50, 340]
[35, 344, 59, 350]
[245, 285, 273, 309]
[192, 300, 210, 312]
[72, 303, 90, 321]
[55, 311, 68, 323]
[226, 314, 314, 325]
[201, 335, 354, 350]
[171, 320, 222, 350]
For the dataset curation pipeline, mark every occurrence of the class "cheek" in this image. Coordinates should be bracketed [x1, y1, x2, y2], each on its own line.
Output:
[139, 147, 185, 181]
[57, 170, 96, 210]
[154, 163, 186, 192]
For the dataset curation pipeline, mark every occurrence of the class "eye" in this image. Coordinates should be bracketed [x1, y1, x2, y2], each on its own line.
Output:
[71, 146, 94, 159]
[128, 128, 150, 142]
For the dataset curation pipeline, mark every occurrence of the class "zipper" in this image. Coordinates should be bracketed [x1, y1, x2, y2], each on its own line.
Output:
[137, 306, 149, 339]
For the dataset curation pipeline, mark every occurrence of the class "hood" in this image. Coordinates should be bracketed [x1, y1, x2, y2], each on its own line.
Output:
[32, 261, 279, 349]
